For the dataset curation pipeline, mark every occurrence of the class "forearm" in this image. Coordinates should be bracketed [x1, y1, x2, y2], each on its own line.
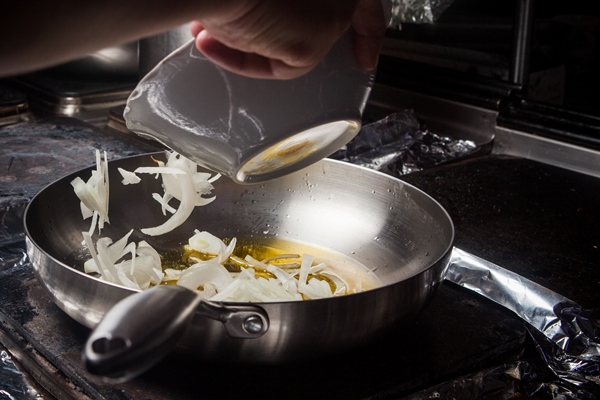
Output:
[1, 0, 386, 80]
[0, 0, 244, 77]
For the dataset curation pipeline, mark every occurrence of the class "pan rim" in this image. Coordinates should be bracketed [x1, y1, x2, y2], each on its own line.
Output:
[24, 152, 455, 305]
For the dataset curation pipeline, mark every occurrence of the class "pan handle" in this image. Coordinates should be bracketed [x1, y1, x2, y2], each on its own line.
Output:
[82, 285, 269, 382]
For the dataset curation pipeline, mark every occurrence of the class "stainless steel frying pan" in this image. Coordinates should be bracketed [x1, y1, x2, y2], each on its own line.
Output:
[24, 153, 453, 380]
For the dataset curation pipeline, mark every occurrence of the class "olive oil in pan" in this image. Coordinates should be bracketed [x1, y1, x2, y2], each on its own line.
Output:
[161, 236, 382, 294]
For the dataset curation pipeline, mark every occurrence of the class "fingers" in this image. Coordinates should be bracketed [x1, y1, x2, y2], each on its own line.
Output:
[195, 29, 314, 79]
[352, 0, 388, 71]
[189, 0, 387, 80]
[189, 21, 204, 38]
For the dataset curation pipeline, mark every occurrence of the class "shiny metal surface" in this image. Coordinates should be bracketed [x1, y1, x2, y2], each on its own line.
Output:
[368, 83, 600, 179]
[24, 154, 454, 363]
[493, 125, 600, 179]
[448, 248, 600, 389]
[368, 83, 498, 146]
[509, 0, 534, 85]
[84, 285, 270, 381]
[48, 42, 139, 78]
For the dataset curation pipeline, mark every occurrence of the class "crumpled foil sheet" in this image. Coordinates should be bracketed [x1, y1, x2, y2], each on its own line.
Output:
[402, 359, 595, 399]
[330, 110, 477, 176]
[0, 242, 27, 272]
[1, 341, 44, 399]
[334, 110, 599, 396]
[447, 248, 600, 397]
[390, 0, 456, 25]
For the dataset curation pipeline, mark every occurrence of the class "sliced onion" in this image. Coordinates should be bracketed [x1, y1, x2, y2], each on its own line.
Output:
[118, 168, 141, 185]
[309, 262, 327, 274]
[163, 268, 183, 282]
[82, 232, 117, 283]
[140, 168, 195, 236]
[188, 231, 226, 255]
[177, 260, 234, 293]
[80, 201, 93, 220]
[298, 254, 313, 286]
[152, 192, 176, 215]
[72, 150, 110, 234]
[82, 231, 163, 291]
[266, 264, 299, 295]
[217, 237, 236, 264]
[77, 151, 369, 300]
[320, 272, 348, 296]
[71, 177, 108, 224]
[134, 166, 187, 176]
[122, 152, 219, 236]
[300, 278, 333, 299]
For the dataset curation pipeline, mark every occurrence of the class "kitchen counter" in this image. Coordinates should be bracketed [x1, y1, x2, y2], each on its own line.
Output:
[402, 155, 600, 311]
[1, 114, 598, 399]
[0, 260, 528, 400]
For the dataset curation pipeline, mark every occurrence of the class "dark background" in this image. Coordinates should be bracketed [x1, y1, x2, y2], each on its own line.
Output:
[387, 0, 600, 118]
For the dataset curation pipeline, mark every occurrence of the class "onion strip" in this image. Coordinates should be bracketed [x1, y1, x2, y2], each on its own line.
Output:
[71, 150, 109, 234]
[74, 150, 368, 301]
[118, 152, 220, 236]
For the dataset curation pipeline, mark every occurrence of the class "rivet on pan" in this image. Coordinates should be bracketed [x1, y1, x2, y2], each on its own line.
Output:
[243, 315, 264, 334]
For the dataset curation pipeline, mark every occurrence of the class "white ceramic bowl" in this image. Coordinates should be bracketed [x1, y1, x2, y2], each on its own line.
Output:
[124, 34, 375, 183]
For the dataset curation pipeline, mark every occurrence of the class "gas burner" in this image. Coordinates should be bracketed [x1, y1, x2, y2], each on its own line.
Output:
[11, 71, 137, 126]
[0, 81, 31, 127]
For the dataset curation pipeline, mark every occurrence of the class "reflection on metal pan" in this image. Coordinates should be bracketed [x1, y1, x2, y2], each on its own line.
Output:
[24, 153, 454, 376]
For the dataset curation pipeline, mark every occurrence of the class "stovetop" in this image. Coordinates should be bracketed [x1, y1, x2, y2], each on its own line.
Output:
[4, 149, 600, 399]
[9, 71, 136, 126]
[0, 257, 529, 400]
[0, 79, 598, 399]
[402, 155, 600, 311]
[0, 81, 31, 127]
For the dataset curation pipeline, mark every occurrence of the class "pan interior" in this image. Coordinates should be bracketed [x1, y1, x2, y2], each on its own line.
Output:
[26, 153, 453, 292]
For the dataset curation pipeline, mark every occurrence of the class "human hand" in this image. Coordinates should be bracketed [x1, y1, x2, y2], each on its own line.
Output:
[191, 0, 388, 79]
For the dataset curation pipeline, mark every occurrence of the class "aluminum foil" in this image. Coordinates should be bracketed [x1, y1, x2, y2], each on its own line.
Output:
[330, 110, 477, 176]
[447, 248, 600, 397]
[402, 360, 595, 399]
[390, 0, 456, 25]
[0, 242, 27, 272]
[334, 110, 599, 395]
[1, 343, 45, 399]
